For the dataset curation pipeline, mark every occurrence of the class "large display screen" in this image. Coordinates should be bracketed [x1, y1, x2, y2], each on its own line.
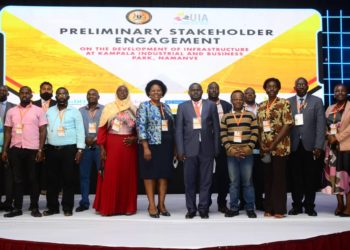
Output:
[0, 7, 323, 110]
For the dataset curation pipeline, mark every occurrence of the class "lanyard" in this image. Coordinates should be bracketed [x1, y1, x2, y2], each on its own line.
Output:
[42, 100, 50, 112]
[332, 102, 345, 123]
[19, 105, 30, 124]
[296, 98, 306, 113]
[150, 101, 165, 119]
[265, 98, 277, 118]
[232, 110, 244, 126]
[88, 108, 97, 120]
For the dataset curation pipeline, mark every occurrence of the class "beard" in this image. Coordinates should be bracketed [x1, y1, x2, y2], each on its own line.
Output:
[40, 92, 53, 101]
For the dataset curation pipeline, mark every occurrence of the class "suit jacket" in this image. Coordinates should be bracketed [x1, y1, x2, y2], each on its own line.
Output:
[176, 99, 220, 158]
[220, 99, 232, 114]
[325, 100, 350, 151]
[288, 94, 325, 151]
[32, 98, 57, 108]
[136, 101, 174, 145]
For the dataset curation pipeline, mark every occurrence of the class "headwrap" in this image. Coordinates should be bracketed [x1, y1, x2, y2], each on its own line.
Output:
[99, 85, 137, 127]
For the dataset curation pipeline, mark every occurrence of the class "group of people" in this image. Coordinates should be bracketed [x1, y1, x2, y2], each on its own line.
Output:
[0, 77, 349, 220]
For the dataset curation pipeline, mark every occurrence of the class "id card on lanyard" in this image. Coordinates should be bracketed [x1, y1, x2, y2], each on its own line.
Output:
[264, 99, 276, 133]
[159, 104, 169, 131]
[57, 109, 65, 137]
[17, 105, 30, 135]
[232, 110, 244, 142]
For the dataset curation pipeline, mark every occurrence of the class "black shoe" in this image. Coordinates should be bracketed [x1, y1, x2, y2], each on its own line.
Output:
[246, 210, 257, 218]
[64, 211, 73, 216]
[148, 212, 160, 218]
[75, 206, 89, 212]
[305, 209, 317, 216]
[43, 209, 60, 216]
[225, 209, 239, 217]
[157, 206, 171, 216]
[31, 209, 42, 217]
[4, 209, 23, 218]
[199, 211, 209, 219]
[288, 208, 303, 215]
[218, 206, 229, 214]
[339, 212, 350, 217]
[185, 211, 196, 219]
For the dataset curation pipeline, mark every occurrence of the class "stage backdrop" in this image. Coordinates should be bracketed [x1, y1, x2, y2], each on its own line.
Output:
[0, 7, 323, 109]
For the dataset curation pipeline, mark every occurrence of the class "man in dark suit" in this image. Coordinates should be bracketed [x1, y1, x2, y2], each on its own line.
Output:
[0, 85, 16, 211]
[207, 82, 232, 213]
[32, 81, 57, 200]
[176, 83, 220, 219]
[288, 77, 325, 216]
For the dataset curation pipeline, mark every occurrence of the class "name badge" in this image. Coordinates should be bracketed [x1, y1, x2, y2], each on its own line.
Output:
[15, 124, 23, 134]
[161, 120, 168, 131]
[112, 120, 120, 132]
[233, 131, 243, 143]
[88, 122, 97, 133]
[57, 125, 65, 137]
[330, 124, 337, 135]
[294, 113, 304, 126]
[193, 118, 201, 129]
[263, 120, 272, 132]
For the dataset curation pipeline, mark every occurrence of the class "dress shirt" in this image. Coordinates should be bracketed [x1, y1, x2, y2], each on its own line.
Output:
[79, 104, 104, 138]
[5, 104, 48, 150]
[46, 105, 85, 149]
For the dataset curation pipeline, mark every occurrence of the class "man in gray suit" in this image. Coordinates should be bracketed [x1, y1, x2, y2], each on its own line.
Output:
[288, 77, 325, 216]
[0, 85, 15, 211]
[176, 83, 220, 219]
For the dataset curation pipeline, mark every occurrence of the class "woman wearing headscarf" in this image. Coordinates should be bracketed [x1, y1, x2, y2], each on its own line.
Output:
[93, 85, 138, 216]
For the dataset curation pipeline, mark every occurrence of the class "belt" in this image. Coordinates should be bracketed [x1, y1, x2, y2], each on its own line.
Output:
[46, 144, 76, 150]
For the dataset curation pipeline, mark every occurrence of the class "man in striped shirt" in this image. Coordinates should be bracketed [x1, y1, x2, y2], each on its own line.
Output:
[220, 90, 259, 218]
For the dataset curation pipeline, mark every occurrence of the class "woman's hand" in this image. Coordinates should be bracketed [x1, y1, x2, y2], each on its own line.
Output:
[123, 136, 137, 146]
[100, 147, 107, 161]
[143, 147, 152, 161]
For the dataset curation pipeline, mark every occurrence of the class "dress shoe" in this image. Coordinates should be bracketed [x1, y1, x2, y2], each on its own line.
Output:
[218, 206, 229, 214]
[75, 206, 89, 212]
[4, 209, 23, 218]
[274, 214, 286, 219]
[64, 211, 73, 216]
[288, 208, 303, 215]
[185, 211, 196, 219]
[31, 209, 42, 217]
[246, 210, 257, 218]
[199, 211, 209, 219]
[43, 209, 60, 216]
[157, 206, 171, 216]
[339, 212, 350, 217]
[225, 209, 239, 217]
[335, 208, 344, 216]
[305, 209, 317, 216]
[149, 212, 160, 218]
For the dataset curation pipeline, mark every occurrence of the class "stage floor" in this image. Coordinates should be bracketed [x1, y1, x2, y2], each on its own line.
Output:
[0, 193, 350, 249]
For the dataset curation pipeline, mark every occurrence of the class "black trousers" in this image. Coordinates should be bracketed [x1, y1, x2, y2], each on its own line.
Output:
[263, 156, 287, 214]
[290, 142, 318, 210]
[0, 159, 13, 206]
[46, 145, 77, 212]
[211, 146, 229, 207]
[9, 147, 39, 210]
[252, 154, 264, 209]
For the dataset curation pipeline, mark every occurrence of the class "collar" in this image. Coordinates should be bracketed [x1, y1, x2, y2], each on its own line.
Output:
[192, 99, 202, 105]
[84, 104, 101, 110]
[296, 94, 307, 101]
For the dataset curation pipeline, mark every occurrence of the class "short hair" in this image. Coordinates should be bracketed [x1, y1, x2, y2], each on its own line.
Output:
[295, 77, 308, 84]
[56, 87, 69, 95]
[231, 90, 244, 99]
[189, 82, 202, 90]
[145, 79, 167, 97]
[334, 84, 348, 93]
[40, 81, 53, 89]
[244, 87, 255, 95]
[19, 86, 32, 93]
[263, 77, 281, 90]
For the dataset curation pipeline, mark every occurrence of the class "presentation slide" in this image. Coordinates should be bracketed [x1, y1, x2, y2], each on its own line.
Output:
[0, 7, 323, 110]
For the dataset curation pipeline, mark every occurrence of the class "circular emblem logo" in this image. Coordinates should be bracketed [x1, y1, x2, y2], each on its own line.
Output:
[126, 9, 152, 25]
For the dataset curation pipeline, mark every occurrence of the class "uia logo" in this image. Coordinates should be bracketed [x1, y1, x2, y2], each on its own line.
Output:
[126, 9, 152, 25]
[174, 11, 208, 24]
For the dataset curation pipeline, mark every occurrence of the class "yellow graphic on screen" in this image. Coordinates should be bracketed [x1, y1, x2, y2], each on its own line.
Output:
[202, 14, 321, 93]
[1, 11, 141, 93]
